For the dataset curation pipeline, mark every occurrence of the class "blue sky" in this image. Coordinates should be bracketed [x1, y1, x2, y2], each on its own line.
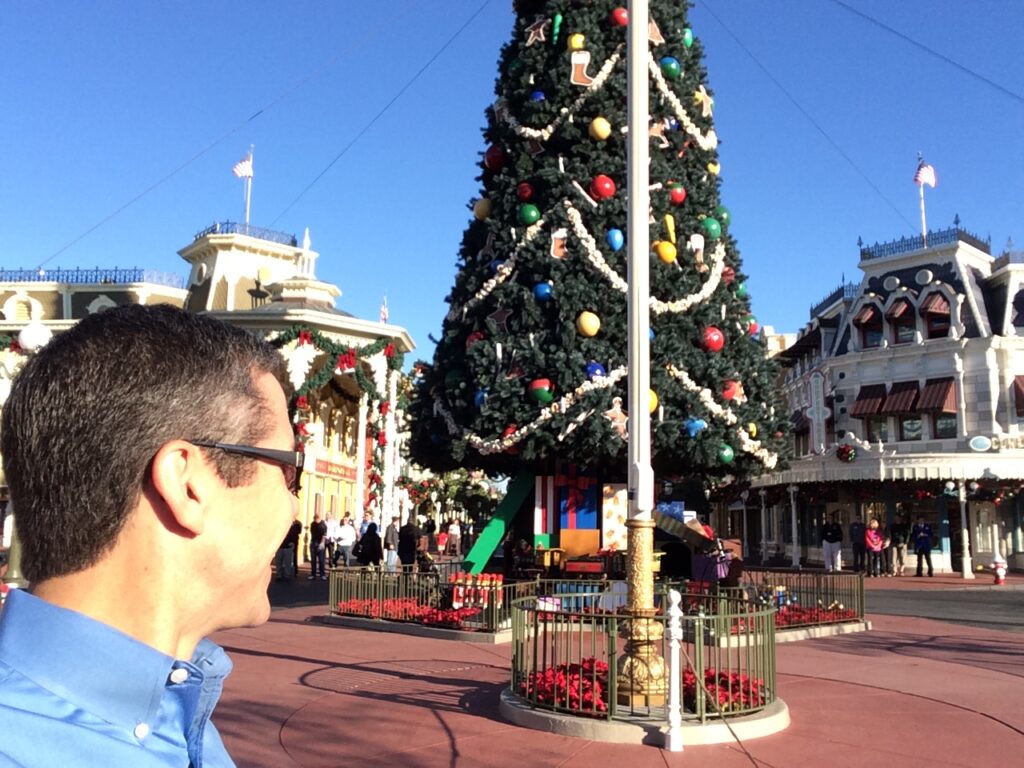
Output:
[2, 1, 1021, 358]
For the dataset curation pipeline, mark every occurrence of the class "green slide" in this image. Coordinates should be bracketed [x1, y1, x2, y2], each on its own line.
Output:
[462, 471, 535, 574]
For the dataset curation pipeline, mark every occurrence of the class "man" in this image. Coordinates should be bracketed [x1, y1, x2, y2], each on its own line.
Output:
[0, 304, 299, 766]
[447, 518, 462, 557]
[383, 516, 400, 573]
[889, 513, 910, 576]
[285, 516, 302, 577]
[820, 513, 843, 572]
[307, 512, 328, 580]
[397, 516, 424, 571]
[911, 515, 934, 577]
[333, 515, 357, 567]
[324, 512, 341, 569]
[849, 515, 867, 573]
[358, 510, 374, 538]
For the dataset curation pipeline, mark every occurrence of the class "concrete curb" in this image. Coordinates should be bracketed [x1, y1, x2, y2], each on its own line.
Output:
[498, 689, 790, 746]
[774, 619, 872, 643]
[322, 614, 512, 644]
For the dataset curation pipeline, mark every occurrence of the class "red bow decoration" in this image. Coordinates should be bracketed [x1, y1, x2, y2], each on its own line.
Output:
[384, 343, 395, 358]
[377, 432, 388, 446]
[298, 330, 313, 346]
[296, 422, 311, 436]
[9, 340, 22, 353]
[380, 401, 390, 416]
[295, 395, 309, 410]
[555, 465, 597, 529]
[336, 348, 357, 372]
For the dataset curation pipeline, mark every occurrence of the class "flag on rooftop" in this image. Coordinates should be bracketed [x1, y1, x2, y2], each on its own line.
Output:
[913, 158, 936, 188]
[379, 296, 389, 323]
[232, 151, 254, 179]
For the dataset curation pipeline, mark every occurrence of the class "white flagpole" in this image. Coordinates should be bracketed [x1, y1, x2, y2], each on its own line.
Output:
[244, 145, 254, 228]
[919, 182, 927, 247]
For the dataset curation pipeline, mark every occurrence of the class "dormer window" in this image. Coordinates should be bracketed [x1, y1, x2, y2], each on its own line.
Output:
[853, 304, 883, 348]
[886, 299, 915, 344]
[920, 293, 950, 339]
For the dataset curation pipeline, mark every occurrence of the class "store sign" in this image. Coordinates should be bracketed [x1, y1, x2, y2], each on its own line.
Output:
[314, 459, 357, 481]
[989, 435, 1024, 451]
[806, 371, 831, 452]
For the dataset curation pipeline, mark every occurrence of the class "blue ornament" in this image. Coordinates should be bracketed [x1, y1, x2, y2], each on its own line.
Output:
[533, 282, 553, 301]
[585, 361, 607, 380]
[474, 389, 489, 408]
[489, 259, 505, 274]
[683, 418, 708, 438]
[530, 90, 546, 102]
[605, 228, 624, 251]
[650, 329, 656, 342]
[666, 118, 680, 131]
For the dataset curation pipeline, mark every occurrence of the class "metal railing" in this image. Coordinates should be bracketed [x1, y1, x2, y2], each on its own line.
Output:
[0, 267, 185, 289]
[510, 591, 777, 723]
[739, 567, 864, 628]
[193, 221, 298, 246]
[859, 226, 990, 260]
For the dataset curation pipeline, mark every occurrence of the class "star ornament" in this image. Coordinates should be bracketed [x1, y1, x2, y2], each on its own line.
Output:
[693, 85, 714, 118]
[525, 18, 550, 47]
[487, 307, 513, 332]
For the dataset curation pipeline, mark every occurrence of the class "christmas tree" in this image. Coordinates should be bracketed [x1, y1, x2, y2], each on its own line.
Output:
[409, 0, 789, 483]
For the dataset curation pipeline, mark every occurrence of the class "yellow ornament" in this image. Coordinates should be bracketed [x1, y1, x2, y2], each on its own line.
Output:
[648, 389, 659, 413]
[576, 311, 601, 337]
[664, 213, 676, 244]
[473, 198, 492, 221]
[655, 240, 677, 264]
[589, 116, 612, 141]
[747, 422, 758, 438]
[568, 33, 586, 50]
[707, 161, 721, 175]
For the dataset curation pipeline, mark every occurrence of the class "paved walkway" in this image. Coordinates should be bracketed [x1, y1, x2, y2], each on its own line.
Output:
[212, 572, 1024, 767]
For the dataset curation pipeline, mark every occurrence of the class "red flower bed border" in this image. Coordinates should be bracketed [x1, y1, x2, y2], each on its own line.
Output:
[336, 597, 481, 629]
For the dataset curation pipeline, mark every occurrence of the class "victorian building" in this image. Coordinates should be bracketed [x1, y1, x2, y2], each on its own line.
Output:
[747, 224, 1024, 575]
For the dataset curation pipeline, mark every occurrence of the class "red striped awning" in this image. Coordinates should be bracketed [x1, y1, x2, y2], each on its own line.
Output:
[918, 378, 955, 413]
[886, 299, 912, 319]
[1015, 375, 1024, 417]
[920, 293, 950, 315]
[853, 305, 879, 325]
[880, 380, 919, 415]
[849, 384, 887, 419]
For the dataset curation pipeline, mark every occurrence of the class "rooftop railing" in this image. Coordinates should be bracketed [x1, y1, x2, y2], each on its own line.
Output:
[859, 226, 990, 260]
[810, 281, 859, 317]
[0, 267, 185, 289]
[194, 221, 298, 247]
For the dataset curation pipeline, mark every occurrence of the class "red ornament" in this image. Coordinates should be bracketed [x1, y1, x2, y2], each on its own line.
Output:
[465, 331, 485, 349]
[516, 181, 534, 201]
[703, 326, 725, 352]
[668, 183, 687, 206]
[722, 379, 744, 401]
[589, 174, 616, 200]
[722, 266, 736, 285]
[748, 320, 761, 336]
[295, 395, 309, 411]
[502, 424, 519, 454]
[384, 343, 395, 358]
[611, 7, 628, 26]
[484, 144, 506, 171]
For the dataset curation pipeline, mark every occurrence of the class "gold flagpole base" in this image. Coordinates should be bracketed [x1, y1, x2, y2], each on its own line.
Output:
[616, 516, 666, 705]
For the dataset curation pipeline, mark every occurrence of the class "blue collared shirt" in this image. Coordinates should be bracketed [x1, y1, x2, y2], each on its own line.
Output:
[0, 589, 235, 767]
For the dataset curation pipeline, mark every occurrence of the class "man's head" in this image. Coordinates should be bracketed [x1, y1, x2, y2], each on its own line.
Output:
[1, 304, 292, 595]
[313, 512, 322, 523]
[392, 516, 399, 524]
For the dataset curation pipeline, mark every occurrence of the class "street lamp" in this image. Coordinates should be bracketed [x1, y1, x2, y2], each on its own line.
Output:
[758, 489, 768, 565]
[739, 489, 749, 560]
[945, 480, 974, 579]
[787, 484, 800, 569]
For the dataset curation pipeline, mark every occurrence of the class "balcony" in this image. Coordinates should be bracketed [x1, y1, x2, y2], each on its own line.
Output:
[194, 221, 298, 247]
[0, 267, 185, 289]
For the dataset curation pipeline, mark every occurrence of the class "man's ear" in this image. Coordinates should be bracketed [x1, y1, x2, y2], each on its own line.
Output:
[149, 440, 212, 536]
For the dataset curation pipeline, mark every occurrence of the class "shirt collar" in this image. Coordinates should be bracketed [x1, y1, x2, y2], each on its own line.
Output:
[0, 589, 231, 730]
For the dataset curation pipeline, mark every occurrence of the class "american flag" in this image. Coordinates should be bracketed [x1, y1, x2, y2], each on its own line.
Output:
[379, 296, 389, 323]
[232, 152, 254, 179]
[913, 159, 936, 188]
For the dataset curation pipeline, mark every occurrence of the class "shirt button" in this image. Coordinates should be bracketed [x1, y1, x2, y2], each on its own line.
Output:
[169, 668, 189, 684]
[134, 723, 150, 740]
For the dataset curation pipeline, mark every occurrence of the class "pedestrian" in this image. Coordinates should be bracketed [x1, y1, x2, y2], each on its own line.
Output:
[358, 510, 374, 538]
[334, 515, 357, 567]
[355, 522, 383, 566]
[398, 516, 424, 571]
[879, 520, 892, 577]
[447, 518, 462, 557]
[889, 513, 910, 576]
[849, 515, 867, 572]
[308, 512, 328, 580]
[324, 512, 341, 567]
[0, 304, 300, 766]
[865, 518, 884, 577]
[423, 514, 437, 551]
[820, 512, 844, 572]
[383, 515, 400, 572]
[911, 516, 934, 577]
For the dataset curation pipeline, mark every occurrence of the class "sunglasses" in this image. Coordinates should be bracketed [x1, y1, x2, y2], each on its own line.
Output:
[190, 440, 304, 496]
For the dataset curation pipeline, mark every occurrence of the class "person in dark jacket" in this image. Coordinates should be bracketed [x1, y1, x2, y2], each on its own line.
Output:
[821, 513, 844, 572]
[398, 518, 424, 571]
[911, 516, 934, 577]
[307, 513, 328, 580]
[889, 514, 910, 576]
[383, 516, 400, 572]
[355, 522, 383, 567]
[849, 517, 867, 572]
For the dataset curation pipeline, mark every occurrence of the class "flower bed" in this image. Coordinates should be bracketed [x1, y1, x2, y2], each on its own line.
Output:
[774, 603, 858, 628]
[336, 597, 481, 629]
[518, 657, 766, 717]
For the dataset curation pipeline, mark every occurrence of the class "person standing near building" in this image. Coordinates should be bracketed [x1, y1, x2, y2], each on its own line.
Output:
[889, 513, 910, 576]
[397, 516, 423, 571]
[358, 510, 374, 539]
[447, 518, 462, 557]
[849, 515, 867, 573]
[307, 512, 328, 580]
[912, 516, 934, 577]
[0, 304, 300, 766]
[820, 513, 844, 572]
[865, 518, 885, 577]
[334, 515, 357, 567]
[324, 512, 341, 568]
[383, 516, 400, 572]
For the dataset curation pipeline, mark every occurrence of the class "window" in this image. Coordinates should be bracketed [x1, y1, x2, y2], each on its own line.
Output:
[899, 414, 922, 441]
[920, 293, 951, 339]
[933, 413, 957, 439]
[865, 416, 888, 443]
[887, 300, 915, 344]
[853, 305, 883, 349]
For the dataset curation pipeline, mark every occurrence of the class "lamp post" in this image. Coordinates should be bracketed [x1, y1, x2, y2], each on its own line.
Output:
[946, 480, 974, 579]
[759, 489, 768, 565]
[739, 489, 749, 560]
[788, 484, 800, 569]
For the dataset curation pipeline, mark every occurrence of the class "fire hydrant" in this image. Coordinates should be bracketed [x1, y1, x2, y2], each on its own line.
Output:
[991, 553, 1007, 586]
